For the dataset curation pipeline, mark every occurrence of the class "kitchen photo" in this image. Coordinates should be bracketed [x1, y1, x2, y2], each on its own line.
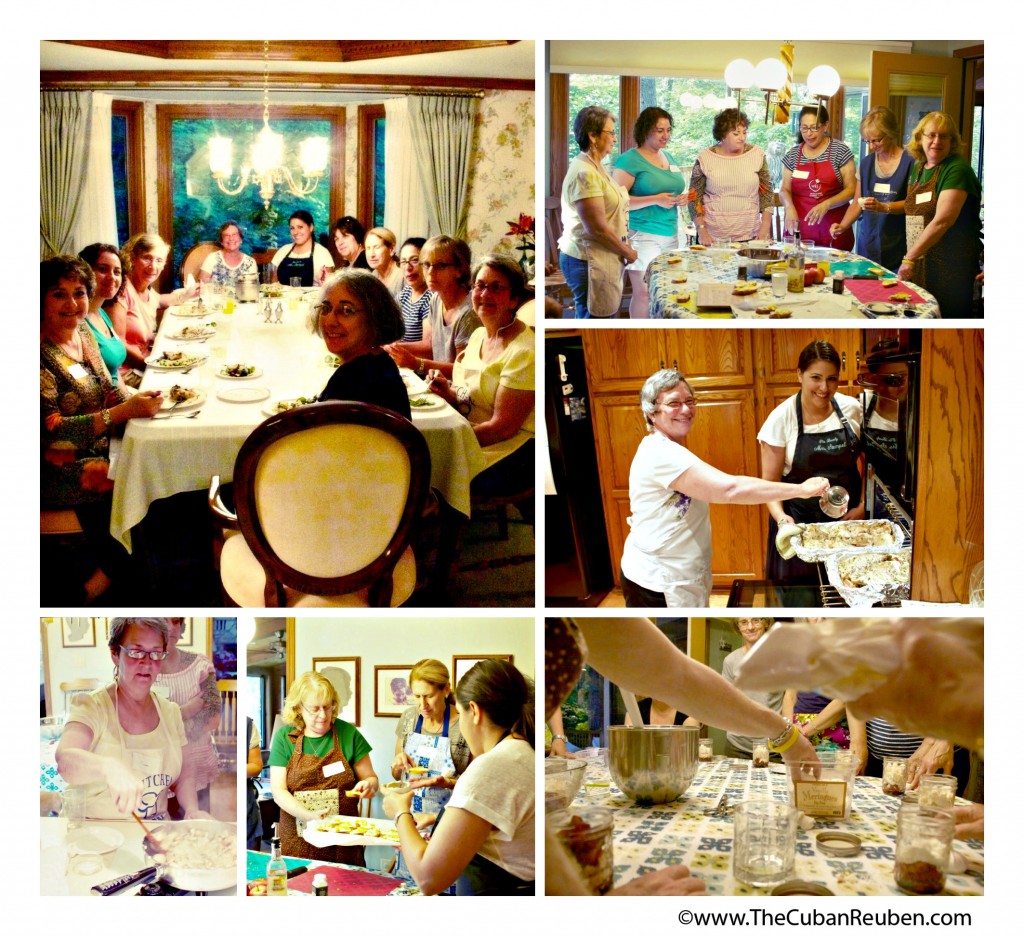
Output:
[39, 615, 238, 896]
[545, 616, 984, 896]
[545, 326, 983, 609]
[245, 616, 535, 896]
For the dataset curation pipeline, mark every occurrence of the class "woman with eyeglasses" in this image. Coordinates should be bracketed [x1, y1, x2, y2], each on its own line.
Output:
[620, 369, 828, 608]
[56, 617, 208, 820]
[779, 105, 856, 249]
[827, 107, 913, 271]
[720, 618, 784, 759]
[269, 670, 380, 865]
[396, 237, 432, 342]
[311, 269, 411, 419]
[897, 112, 982, 318]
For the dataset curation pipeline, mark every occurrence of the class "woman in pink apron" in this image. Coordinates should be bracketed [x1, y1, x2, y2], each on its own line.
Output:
[780, 105, 856, 250]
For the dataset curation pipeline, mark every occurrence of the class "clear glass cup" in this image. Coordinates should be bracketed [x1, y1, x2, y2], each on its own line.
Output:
[699, 737, 714, 762]
[60, 786, 85, 831]
[918, 774, 958, 809]
[289, 276, 303, 289]
[733, 801, 798, 887]
[882, 755, 909, 795]
[894, 803, 954, 894]
[771, 272, 788, 298]
[751, 738, 770, 768]
[551, 806, 615, 894]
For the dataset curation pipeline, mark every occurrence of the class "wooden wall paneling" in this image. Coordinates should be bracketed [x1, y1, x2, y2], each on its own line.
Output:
[910, 330, 984, 603]
[619, 77, 640, 158]
[357, 104, 385, 232]
[761, 327, 861, 386]
[582, 329, 667, 393]
[112, 100, 146, 239]
[549, 73, 569, 199]
[665, 328, 753, 389]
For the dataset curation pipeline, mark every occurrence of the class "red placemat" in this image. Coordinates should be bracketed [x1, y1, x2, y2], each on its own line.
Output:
[287, 864, 401, 896]
[844, 278, 926, 305]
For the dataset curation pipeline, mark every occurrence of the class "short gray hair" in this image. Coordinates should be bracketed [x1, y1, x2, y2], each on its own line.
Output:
[108, 617, 170, 651]
[573, 107, 615, 152]
[308, 268, 404, 345]
[639, 369, 693, 430]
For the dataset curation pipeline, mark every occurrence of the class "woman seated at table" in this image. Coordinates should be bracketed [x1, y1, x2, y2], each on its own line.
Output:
[110, 233, 198, 385]
[396, 237, 432, 342]
[310, 269, 411, 420]
[386, 235, 480, 380]
[619, 369, 828, 608]
[41, 256, 163, 604]
[270, 210, 334, 287]
[687, 107, 773, 246]
[366, 226, 403, 297]
[199, 220, 258, 288]
[78, 243, 127, 385]
[779, 105, 856, 250]
[757, 340, 864, 582]
[828, 106, 913, 271]
[425, 256, 534, 518]
[384, 659, 535, 895]
[56, 617, 208, 820]
[897, 111, 982, 318]
[270, 671, 379, 865]
[332, 215, 370, 270]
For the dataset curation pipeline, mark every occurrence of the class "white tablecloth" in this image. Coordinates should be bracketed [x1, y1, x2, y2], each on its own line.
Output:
[110, 298, 486, 550]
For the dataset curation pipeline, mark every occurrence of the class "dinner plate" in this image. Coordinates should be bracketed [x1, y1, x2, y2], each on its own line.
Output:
[66, 826, 124, 856]
[168, 327, 216, 341]
[409, 393, 445, 410]
[302, 815, 401, 850]
[160, 389, 206, 412]
[169, 304, 212, 317]
[863, 302, 897, 316]
[145, 352, 208, 370]
[216, 365, 263, 380]
[217, 386, 271, 404]
[262, 396, 320, 417]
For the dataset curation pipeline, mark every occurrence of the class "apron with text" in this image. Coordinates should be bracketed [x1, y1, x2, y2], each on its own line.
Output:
[765, 394, 861, 581]
[280, 724, 363, 866]
[275, 245, 316, 287]
[792, 140, 854, 250]
[581, 156, 631, 317]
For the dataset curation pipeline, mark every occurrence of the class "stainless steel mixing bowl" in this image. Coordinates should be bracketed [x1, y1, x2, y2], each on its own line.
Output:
[608, 726, 699, 804]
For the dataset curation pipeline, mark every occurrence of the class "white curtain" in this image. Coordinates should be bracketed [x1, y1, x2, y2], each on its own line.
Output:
[383, 98, 431, 242]
[40, 91, 91, 258]
[71, 92, 118, 252]
[408, 95, 478, 241]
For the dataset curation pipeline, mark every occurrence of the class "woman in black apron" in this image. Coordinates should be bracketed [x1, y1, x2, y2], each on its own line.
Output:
[758, 340, 863, 582]
[271, 210, 333, 287]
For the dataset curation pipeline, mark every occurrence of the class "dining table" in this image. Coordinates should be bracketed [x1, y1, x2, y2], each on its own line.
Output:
[646, 245, 940, 320]
[556, 754, 983, 896]
[109, 290, 487, 552]
[245, 849, 417, 896]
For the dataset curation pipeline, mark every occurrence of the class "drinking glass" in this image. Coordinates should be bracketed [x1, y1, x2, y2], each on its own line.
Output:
[771, 272, 788, 298]
[733, 801, 797, 886]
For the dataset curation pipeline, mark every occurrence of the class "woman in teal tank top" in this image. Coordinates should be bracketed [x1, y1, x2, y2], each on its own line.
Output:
[79, 243, 128, 385]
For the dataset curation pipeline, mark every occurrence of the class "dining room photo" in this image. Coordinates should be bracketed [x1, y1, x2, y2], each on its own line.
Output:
[545, 325, 983, 610]
[40, 40, 537, 610]
[544, 40, 983, 321]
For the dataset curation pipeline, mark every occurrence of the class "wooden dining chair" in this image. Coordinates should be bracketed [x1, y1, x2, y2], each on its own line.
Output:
[209, 402, 431, 608]
[179, 241, 219, 285]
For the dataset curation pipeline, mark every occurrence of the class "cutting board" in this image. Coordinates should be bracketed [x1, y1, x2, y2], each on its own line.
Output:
[697, 282, 746, 309]
[830, 258, 889, 279]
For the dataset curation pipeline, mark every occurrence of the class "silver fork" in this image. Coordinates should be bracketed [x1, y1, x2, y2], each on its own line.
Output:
[153, 410, 201, 421]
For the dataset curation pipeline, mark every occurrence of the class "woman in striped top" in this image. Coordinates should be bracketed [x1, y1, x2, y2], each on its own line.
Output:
[155, 617, 221, 814]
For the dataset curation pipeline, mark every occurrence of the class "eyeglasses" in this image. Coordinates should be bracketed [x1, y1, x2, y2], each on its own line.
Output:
[314, 301, 364, 318]
[922, 132, 951, 142]
[659, 398, 698, 412]
[600, 129, 617, 136]
[472, 281, 509, 294]
[119, 646, 169, 661]
[398, 258, 420, 268]
[865, 136, 885, 146]
[421, 261, 455, 271]
[737, 620, 768, 630]
[301, 703, 333, 716]
[799, 124, 822, 134]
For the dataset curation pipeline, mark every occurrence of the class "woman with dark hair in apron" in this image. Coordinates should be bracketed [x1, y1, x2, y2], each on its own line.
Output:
[269, 210, 334, 287]
[780, 105, 857, 250]
[758, 340, 864, 582]
[269, 671, 379, 865]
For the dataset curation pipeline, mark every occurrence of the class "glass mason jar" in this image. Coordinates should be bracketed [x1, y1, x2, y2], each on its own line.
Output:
[918, 774, 958, 809]
[699, 737, 714, 762]
[882, 755, 909, 795]
[550, 806, 615, 895]
[894, 803, 954, 894]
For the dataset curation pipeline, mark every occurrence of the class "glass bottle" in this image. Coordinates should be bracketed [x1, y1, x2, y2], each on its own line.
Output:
[787, 242, 805, 293]
[266, 824, 288, 896]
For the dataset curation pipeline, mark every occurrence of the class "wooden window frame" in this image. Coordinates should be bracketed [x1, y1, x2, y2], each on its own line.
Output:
[357, 104, 386, 230]
[111, 100, 146, 239]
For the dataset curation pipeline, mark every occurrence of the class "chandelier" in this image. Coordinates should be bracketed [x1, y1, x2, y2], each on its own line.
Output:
[724, 43, 840, 126]
[208, 40, 328, 208]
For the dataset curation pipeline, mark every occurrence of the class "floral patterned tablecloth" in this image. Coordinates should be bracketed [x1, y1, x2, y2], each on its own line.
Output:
[569, 756, 982, 896]
[647, 247, 939, 320]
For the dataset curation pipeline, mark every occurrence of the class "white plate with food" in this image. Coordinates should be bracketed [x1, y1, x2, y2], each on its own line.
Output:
[262, 396, 320, 416]
[825, 549, 912, 607]
[302, 815, 402, 850]
[168, 325, 216, 341]
[146, 350, 208, 370]
[217, 386, 271, 404]
[409, 393, 445, 410]
[216, 363, 263, 379]
[169, 303, 212, 317]
[160, 387, 206, 411]
[792, 519, 905, 561]
[863, 302, 897, 316]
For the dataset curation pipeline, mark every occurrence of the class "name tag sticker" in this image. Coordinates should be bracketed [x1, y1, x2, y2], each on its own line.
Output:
[873, 182, 892, 194]
[323, 761, 346, 778]
[916, 191, 933, 205]
[67, 363, 88, 380]
[792, 169, 810, 179]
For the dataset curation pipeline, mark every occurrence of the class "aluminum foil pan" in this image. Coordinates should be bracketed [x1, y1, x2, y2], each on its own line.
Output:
[792, 519, 906, 562]
[824, 548, 912, 607]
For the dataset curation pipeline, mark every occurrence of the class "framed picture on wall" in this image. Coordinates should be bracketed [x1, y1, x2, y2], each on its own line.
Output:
[452, 654, 514, 687]
[62, 618, 95, 648]
[374, 665, 414, 718]
[177, 618, 194, 647]
[312, 657, 361, 726]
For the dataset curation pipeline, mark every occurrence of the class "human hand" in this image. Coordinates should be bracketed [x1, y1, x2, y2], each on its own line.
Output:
[392, 752, 414, 779]
[781, 732, 821, 777]
[908, 738, 953, 789]
[783, 208, 799, 233]
[351, 778, 379, 799]
[183, 808, 214, 821]
[414, 812, 438, 832]
[549, 737, 571, 757]
[797, 476, 830, 498]
[655, 192, 679, 209]
[408, 774, 448, 790]
[382, 789, 415, 819]
[623, 244, 639, 264]
[103, 758, 145, 815]
[841, 502, 867, 521]
[897, 262, 915, 282]
[798, 720, 816, 739]
[386, 344, 418, 370]
[425, 370, 455, 404]
[804, 203, 828, 226]
[828, 223, 844, 240]
[954, 803, 984, 840]
[610, 866, 706, 896]
[126, 390, 163, 420]
[860, 197, 881, 212]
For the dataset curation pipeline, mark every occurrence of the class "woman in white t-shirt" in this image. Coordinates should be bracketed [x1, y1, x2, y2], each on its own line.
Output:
[383, 659, 534, 896]
[620, 369, 829, 608]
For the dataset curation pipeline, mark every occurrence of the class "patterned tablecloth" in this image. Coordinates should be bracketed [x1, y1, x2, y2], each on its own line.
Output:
[565, 756, 982, 896]
[40, 740, 66, 793]
[647, 247, 939, 320]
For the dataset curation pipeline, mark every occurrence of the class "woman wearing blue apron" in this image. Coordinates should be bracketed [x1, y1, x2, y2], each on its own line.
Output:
[269, 210, 334, 287]
[758, 340, 864, 586]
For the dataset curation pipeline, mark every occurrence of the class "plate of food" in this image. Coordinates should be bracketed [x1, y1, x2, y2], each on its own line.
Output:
[146, 350, 207, 370]
[409, 393, 445, 410]
[262, 396, 320, 416]
[217, 363, 262, 379]
[160, 386, 205, 411]
[168, 324, 216, 341]
[303, 815, 402, 849]
[169, 302, 211, 317]
[217, 386, 270, 404]
[863, 302, 897, 316]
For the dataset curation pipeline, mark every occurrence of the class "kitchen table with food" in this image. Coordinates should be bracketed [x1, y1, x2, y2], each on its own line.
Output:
[245, 848, 417, 896]
[40, 817, 237, 896]
[646, 244, 939, 320]
[109, 290, 487, 550]
[550, 753, 982, 896]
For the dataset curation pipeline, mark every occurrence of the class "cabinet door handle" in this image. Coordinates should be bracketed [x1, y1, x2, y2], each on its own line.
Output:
[673, 359, 678, 371]
[842, 351, 847, 372]
[659, 360, 665, 370]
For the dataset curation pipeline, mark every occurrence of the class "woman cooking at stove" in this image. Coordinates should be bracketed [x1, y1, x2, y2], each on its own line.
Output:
[779, 105, 856, 250]
[620, 368, 829, 608]
[757, 340, 864, 581]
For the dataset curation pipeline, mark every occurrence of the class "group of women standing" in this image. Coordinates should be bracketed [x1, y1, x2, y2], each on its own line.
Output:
[559, 101, 982, 318]
[268, 658, 534, 895]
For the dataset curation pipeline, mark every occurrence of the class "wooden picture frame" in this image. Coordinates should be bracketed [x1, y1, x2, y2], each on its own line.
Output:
[312, 657, 361, 726]
[374, 664, 414, 718]
[177, 617, 194, 647]
[62, 617, 95, 648]
[452, 654, 514, 688]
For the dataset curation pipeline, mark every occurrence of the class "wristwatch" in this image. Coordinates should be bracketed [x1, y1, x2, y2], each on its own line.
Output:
[551, 734, 568, 742]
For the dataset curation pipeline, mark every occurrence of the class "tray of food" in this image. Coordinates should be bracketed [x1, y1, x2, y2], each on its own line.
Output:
[790, 519, 906, 562]
[302, 815, 402, 849]
[824, 549, 912, 607]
